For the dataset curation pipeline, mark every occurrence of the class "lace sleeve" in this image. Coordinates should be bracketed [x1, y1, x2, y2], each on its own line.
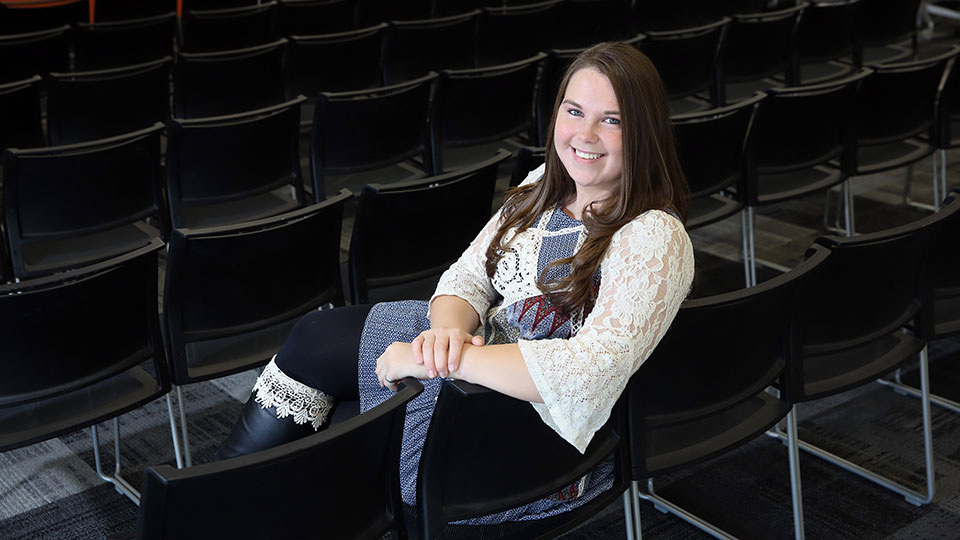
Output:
[518, 210, 694, 452]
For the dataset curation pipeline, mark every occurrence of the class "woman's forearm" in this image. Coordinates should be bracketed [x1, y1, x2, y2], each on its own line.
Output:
[429, 295, 482, 334]
[453, 343, 543, 403]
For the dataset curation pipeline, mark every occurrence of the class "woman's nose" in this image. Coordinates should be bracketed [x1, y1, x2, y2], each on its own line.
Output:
[577, 123, 598, 142]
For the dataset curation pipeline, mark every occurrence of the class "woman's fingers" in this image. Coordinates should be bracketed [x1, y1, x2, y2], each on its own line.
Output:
[411, 334, 424, 364]
[422, 333, 436, 378]
[447, 337, 463, 375]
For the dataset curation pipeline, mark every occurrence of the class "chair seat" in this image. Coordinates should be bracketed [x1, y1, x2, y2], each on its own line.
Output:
[934, 287, 960, 338]
[801, 331, 924, 400]
[643, 391, 789, 475]
[0, 365, 163, 451]
[19, 221, 159, 278]
[180, 190, 301, 229]
[687, 193, 743, 230]
[435, 139, 524, 174]
[752, 164, 846, 205]
[324, 161, 425, 197]
[183, 317, 300, 381]
[854, 138, 934, 176]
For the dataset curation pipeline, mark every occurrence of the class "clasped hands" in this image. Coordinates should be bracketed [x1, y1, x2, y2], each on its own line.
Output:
[375, 327, 484, 391]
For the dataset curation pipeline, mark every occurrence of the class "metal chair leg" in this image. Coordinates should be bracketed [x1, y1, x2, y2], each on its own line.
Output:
[842, 179, 855, 236]
[741, 209, 752, 288]
[636, 478, 740, 540]
[933, 151, 941, 212]
[785, 408, 806, 540]
[166, 391, 184, 469]
[91, 417, 141, 505]
[176, 385, 193, 467]
[940, 149, 947, 207]
[623, 482, 642, 540]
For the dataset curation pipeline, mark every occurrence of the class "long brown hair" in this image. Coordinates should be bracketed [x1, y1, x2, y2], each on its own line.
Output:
[484, 42, 688, 317]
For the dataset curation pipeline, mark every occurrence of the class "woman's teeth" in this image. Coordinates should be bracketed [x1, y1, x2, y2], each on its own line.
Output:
[575, 149, 602, 160]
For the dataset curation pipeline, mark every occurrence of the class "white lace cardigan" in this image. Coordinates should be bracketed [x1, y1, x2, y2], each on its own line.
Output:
[429, 165, 695, 453]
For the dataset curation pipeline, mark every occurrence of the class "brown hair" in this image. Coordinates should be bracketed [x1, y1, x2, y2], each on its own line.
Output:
[484, 42, 688, 317]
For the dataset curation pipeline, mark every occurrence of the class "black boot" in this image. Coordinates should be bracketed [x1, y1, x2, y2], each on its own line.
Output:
[216, 395, 316, 460]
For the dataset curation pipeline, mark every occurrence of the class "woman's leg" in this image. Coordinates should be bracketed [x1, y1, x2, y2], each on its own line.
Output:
[216, 304, 372, 460]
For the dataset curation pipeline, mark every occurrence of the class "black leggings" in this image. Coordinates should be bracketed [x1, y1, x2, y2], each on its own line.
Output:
[273, 303, 373, 400]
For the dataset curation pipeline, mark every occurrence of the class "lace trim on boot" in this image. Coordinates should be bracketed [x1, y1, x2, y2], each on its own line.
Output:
[252, 357, 334, 430]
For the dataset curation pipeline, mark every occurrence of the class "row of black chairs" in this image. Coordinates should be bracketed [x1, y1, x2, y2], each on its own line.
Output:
[3, 185, 957, 538]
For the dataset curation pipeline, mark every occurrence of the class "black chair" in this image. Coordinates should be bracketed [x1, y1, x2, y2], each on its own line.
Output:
[0, 0, 85, 33]
[0, 25, 69, 83]
[354, 0, 432, 25]
[740, 68, 870, 286]
[429, 54, 544, 174]
[633, 0, 713, 31]
[181, 1, 279, 52]
[2, 124, 166, 279]
[186, 0, 260, 8]
[510, 145, 545, 187]
[638, 18, 729, 114]
[276, 0, 356, 35]
[847, 47, 958, 222]
[0, 241, 168, 505]
[624, 243, 829, 540]
[554, 0, 634, 49]
[792, 0, 863, 85]
[137, 377, 422, 540]
[855, 0, 923, 63]
[46, 57, 172, 145]
[765, 217, 939, 508]
[720, 4, 803, 104]
[310, 73, 436, 199]
[73, 12, 177, 70]
[92, 0, 177, 21]
[414, 378, 630, 540]
[382, 10, 479, 85]
[161, 193, 350, 467]
[476, 0, 562, 67]
[165, 97, 309, 229]
[0, 76, 43, 159]
[175, 39, 288, 118]
[348, 149, 509, 305]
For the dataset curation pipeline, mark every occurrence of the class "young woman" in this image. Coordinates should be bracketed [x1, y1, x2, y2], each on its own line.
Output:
[218, 41, 695, 522]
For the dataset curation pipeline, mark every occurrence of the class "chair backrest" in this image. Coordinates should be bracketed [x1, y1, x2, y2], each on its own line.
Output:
[311, 72, 436, 197]
[919, 189, 960, 341]
[382, 10, 479, 85]
[416, 378, 629, 539]
[46, 57, 173, 145]
[175, 38, 288, 118]
[796, 0, 862, 73]
[747, 68, 871, 199]
[182, 1, 279, 52]
[354, 0, 432, 26]
[276, 0, 356, 35]
[429, 53, 544, 173]
[0, 25, 69, 83]
[853, 46, 958, 149]
[187, 0, 260, 8]
[92, 0, 177, 21]
[347, 149, 509, 305]
[638, 18, 729, 106]
[0, 0, 85, 33]
[2, 124, 165, 278]
[73, 12, 177, 70]
[0, 240, 167, 451]
[628, 243, 829, 477]
[634, 0, 713, 31]
[136, 378, 423, 540]
[166, 96, 308, 229]
[722, 4, 802, 86]
[476, 0, 563, 67]
[857, 0, 922, 48]
[555, 0, 634, 49]
[0, 76, 43, 156]
[511, 145, 545, 187]
[286, 23, 386, 97]
[162, 192, 349, 384]
[672, 92, 761, 201]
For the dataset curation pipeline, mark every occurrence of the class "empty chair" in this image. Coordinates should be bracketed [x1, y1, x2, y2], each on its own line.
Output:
[2, 124, 166, 279]
[413, 378, 630, 539]
[382, 10, 479, 85]
[161, 193, 351, 467]
[181, 2, 279, 52]
[0, 0, 85, 33]
[311, 73, 436, 199]
[0, 25, 69, 83]
[638, 18, 729, 114]
[165, 97, 309, 229]
[175, 39, 288, 118]
[0, 76, 43, 158]
[476, 0, 562, 67]
[721, 4, 803, 104]
[73, 12, 177, 70]
[137, 378, 422, 540]
[555, 0, 634, 49]
[624, 243, 828, 540]
[792, 0, 863, 85]
[46, 57, 172, 145]
[429, 53, 544, 173]
[276, 0, 356, 35]
[347, 149, 509, 305]
[740, 68, 871, 286]
[92, 0, 177, 20]
[0, 241, 168, 505]
[856, 0, 923, 63]
[847, 47, 958, 221]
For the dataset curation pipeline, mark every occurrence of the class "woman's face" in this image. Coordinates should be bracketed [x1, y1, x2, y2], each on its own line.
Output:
[553, 67, 624, 201]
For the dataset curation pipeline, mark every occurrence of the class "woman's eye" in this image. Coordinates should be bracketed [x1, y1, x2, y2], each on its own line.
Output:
[604, 117, 621, 125]
[567, 108, 583, 117]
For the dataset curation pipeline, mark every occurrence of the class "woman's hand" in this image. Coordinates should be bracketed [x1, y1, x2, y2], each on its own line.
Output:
[411, 327, 484, 378]
[376, 342, 427, 391]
